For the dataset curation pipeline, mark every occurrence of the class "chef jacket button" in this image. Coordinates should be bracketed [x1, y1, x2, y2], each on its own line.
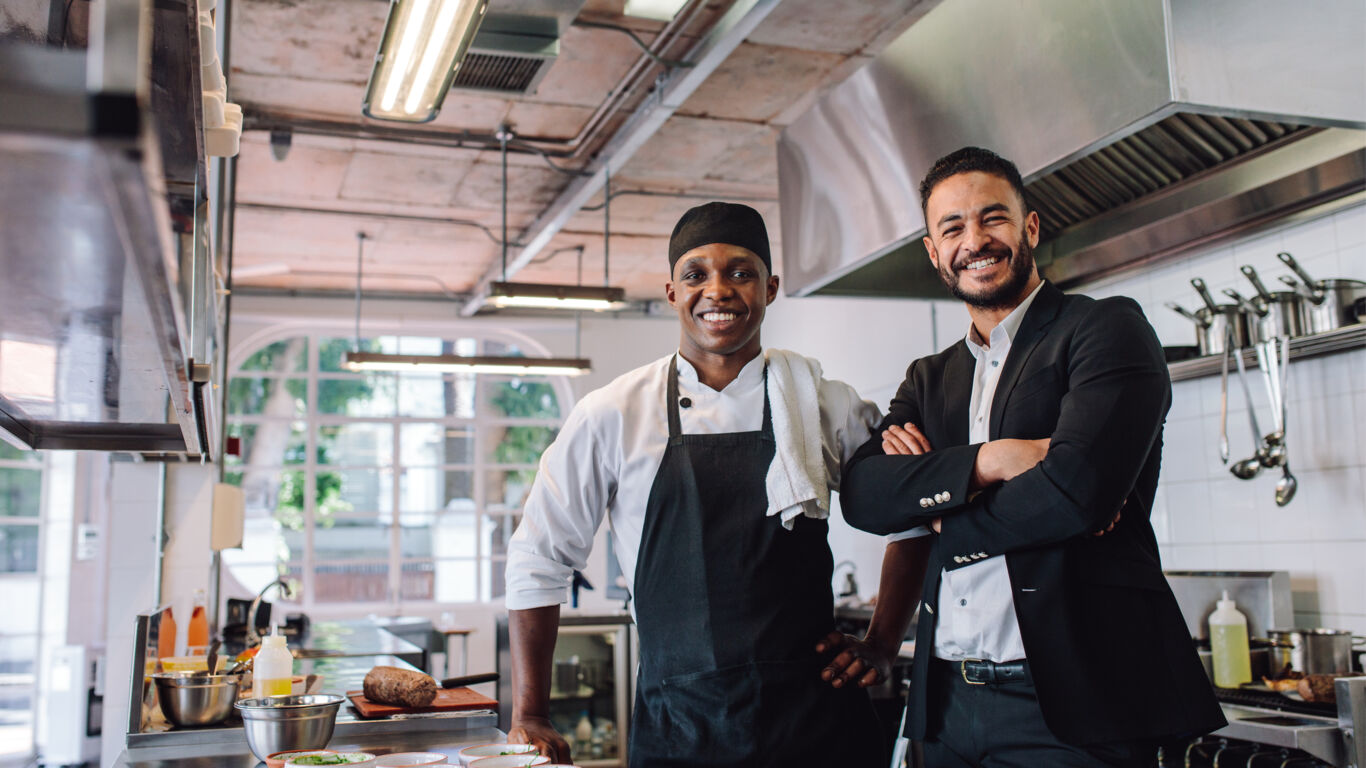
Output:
[977, 551, 987, 558]
[679, 397, 692, 408]
[944, 491, 952, 502]
[935, 492, 946, 503]
[919, 498, 930, 508]
[953, 556, 964, 563]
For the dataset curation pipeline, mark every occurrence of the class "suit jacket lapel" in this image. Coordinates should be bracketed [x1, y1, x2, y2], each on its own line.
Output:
[989, 281, 1064, 439]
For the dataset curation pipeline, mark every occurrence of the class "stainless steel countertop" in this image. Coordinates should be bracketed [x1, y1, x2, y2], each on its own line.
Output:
[124, 653, 501, 763]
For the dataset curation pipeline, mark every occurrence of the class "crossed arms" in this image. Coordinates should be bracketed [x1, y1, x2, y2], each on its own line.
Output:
[841, 297, 1169, 554]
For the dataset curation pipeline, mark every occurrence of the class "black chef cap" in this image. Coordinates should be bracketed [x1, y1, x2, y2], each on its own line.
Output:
[668, 202, 771, 273]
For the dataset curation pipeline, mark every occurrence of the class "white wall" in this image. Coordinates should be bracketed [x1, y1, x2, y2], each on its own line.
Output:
[1084, 203, 1366, 635]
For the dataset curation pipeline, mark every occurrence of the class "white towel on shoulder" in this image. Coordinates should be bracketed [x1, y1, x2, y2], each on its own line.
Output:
[763, 348, 830, 529]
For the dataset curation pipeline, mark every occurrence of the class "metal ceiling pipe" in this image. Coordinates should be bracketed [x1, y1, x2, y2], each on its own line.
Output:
[460, 0, 787, 315]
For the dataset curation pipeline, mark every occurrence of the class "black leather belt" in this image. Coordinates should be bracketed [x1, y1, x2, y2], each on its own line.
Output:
[936, 657, 1031, 685]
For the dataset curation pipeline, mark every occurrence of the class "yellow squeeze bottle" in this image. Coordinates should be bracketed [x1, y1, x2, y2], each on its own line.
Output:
[253, 627, 294, 698]
[1209, 590, 1251, 688]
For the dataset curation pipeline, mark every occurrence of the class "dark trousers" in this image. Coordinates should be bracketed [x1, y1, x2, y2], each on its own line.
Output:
[920, 660, 1158, 768]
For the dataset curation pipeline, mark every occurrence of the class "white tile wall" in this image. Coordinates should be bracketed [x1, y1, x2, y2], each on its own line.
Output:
[1086, 203, 1366, 634]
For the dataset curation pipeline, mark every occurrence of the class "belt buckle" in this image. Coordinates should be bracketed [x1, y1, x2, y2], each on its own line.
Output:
[960, 658, 986, 685]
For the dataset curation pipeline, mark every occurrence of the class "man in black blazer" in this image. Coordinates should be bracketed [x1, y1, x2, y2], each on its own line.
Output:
[827, 147, 1225, 766]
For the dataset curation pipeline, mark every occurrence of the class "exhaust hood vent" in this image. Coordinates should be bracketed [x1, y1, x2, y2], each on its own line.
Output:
[778, 0, 1366, 298]
[1026, 115, 1306, 241]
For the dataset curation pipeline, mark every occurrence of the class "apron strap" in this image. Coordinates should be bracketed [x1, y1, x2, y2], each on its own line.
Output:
[666, 356, 683, 444]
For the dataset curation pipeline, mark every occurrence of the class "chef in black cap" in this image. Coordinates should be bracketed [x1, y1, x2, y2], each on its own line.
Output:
[504, 203, 924, 765]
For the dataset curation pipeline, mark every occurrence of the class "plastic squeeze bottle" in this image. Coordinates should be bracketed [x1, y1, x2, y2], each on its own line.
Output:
[1209, 590, 1251, 688]
[253, 626, 294, 698]
[157, 607, 177, 662]
[187, 590, 210, 655]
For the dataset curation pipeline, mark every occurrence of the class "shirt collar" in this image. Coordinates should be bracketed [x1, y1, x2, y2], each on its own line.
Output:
[964, 280, 1046, 357]
[674, 349, 766, 393]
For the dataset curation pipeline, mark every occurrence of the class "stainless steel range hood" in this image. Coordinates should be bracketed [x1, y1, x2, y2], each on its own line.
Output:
[777, 0, 1366, 298]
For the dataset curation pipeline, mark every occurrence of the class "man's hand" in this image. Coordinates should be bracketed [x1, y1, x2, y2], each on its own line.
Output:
[973, 438, 1050, 489]
[815, 631, 894, 689]
[508, 715, 571, 763]
[882, 423, 931, 455]
[1093, 502, 1124, 537]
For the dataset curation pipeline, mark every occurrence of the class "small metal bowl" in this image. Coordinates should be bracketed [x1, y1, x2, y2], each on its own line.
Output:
[235, 694, 345, 761]
[153, 672, 240, 727]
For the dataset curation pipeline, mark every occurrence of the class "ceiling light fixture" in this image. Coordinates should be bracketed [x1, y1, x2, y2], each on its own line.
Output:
[343, 233, 591, 377]
[623, 0, 689, 22]
[488, 281, 625, 311]
[363, 0, 490, 123]
[342, 352, 591, 376]
[479, 129, 628, 313]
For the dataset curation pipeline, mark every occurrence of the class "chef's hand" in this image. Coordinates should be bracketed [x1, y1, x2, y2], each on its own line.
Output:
[508, 715, 570, 763]
[882, 423, 931, 455]
[815, 631, 893, 689]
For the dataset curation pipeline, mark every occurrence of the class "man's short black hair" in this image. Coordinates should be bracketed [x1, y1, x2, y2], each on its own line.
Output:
[918, 146, 1031, 220]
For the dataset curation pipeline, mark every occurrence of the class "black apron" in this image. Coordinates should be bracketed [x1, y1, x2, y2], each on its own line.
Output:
[627, 358, 885, 767]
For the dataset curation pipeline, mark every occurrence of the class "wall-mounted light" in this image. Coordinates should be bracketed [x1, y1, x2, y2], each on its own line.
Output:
[363, 0, 490, 123]
[623, 0, 689, 22]
[343, 351, 591, 377]
[488, 281, 626, 311]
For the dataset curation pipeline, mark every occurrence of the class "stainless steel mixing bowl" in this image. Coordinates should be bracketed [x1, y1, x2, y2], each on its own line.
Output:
[234, 694, 345, 761]
[153, 672, 240, 727]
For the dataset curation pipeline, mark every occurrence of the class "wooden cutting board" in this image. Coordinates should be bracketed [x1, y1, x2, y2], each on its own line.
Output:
[346, 687, 499, 719]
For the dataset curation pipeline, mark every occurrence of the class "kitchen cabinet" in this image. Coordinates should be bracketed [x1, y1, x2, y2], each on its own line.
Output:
[495, 614, 634, 767]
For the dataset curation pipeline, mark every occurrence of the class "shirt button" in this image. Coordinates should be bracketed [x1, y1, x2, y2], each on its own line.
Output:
[991, 360, 1000, 367]
[679, 397, 692, 408]
[960, 599, 968, 606]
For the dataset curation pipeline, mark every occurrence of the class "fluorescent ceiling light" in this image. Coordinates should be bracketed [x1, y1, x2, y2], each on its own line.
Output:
[623, 0, 689, 22]
[488, 281, 627, 311]
[343, 351, 591, 377]
[363, 0, 490, 123]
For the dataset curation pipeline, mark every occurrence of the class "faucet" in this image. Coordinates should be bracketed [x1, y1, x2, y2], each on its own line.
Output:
[833, 560, 859, 600]
[246, 578, 293, 647]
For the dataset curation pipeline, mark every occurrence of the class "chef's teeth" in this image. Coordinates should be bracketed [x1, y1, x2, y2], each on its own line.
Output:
[702, 312, 738, 322]
[964, 257, 1002, 271]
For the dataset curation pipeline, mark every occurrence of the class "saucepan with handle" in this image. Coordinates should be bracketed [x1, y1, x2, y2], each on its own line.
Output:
[1276, 251, 1366, 334]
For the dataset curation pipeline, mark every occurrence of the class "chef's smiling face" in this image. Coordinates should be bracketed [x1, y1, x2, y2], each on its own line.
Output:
[922, 171, 1041, 311]
[667, 243, 778, 363]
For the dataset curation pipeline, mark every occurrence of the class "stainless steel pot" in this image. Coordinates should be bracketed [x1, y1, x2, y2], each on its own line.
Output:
[1266, 628, 1366, 675]
[1230, 265, 1307, 340]
[1277, 252, 1366, 333]
[1167, 278, 1254, 356]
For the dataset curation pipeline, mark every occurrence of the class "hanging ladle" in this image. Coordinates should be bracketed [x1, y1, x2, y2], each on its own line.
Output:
[1272, 335, 1298, 506]
[1229, 340, 1265, 480]
[1218, 323, 1232, 464]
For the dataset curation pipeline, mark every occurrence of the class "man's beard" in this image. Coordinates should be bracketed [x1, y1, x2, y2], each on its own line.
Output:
[938, 235, 1037, 311]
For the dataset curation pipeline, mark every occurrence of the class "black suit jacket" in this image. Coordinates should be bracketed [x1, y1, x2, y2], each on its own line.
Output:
[842, 282, 1225, 746]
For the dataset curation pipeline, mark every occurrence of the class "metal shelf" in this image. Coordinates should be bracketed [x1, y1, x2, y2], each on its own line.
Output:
[0, 0, 212, 456]
[1168, 324, 1366, 382]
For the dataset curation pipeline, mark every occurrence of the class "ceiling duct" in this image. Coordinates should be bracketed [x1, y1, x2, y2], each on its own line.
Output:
[777, 0, 1366, 298]
[449, 1, 583, 96]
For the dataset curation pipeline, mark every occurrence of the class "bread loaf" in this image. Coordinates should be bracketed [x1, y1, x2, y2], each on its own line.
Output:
[363, 665, 438, 707]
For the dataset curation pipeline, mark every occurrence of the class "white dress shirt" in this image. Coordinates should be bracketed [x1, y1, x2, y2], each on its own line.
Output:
[933, 281, 1045, 662]
[504, 350, 883, 611]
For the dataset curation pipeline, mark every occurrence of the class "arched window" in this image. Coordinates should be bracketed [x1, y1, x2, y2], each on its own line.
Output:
[221, 330, 569, 613]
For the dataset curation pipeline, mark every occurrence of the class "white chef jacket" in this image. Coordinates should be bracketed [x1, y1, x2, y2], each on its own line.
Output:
[504, 350, 886, 611]
[933, 280, 1045, 662]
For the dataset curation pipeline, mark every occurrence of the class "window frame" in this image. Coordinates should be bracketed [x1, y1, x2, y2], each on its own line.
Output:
[222, 328, 572, 613]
